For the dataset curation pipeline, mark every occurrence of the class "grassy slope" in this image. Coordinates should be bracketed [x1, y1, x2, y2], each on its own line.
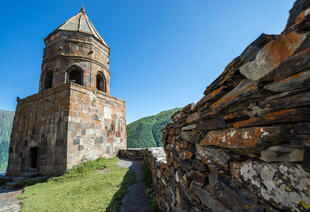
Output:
[127, 108, 181, 148]
[0, 110, 14, 172]
[18, 157, 136, 212]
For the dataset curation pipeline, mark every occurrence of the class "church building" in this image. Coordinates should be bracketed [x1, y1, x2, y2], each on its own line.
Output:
[7, 8, 126, 176]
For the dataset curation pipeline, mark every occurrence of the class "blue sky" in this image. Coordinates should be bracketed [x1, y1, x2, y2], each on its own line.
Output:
[1, 0, 293, 123]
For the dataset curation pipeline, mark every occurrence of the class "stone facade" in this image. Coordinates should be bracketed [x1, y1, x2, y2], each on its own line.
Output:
[121, 1, 310, 211]
[7, 8, 126, 176]
[67, 84, 126, 169]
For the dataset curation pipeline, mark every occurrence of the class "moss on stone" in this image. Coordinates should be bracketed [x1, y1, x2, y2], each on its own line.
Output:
[301, 200, 310, 210]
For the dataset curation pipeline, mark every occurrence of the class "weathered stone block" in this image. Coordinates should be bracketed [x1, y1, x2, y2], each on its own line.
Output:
[260, 145, 304, 162]
[231, 161, 310, 211]
[200, 127, 284, 152]
[240, 31, 307, 81]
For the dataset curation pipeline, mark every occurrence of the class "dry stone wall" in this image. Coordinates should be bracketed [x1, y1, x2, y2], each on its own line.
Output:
[161, 0, 310, 210]
[122, 1, 310, 211]
[118, 148, 146, 160]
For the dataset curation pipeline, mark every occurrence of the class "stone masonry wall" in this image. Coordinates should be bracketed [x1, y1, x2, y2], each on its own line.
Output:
[118, 148, 146, 160]
[122, 1, 310, 211]
[7, 85, 70, 176]
[67, 83, 126, 169]
[161, 1, 310, 211]
[7, 83, 126, 176]
[7, 9, 126, 176]
[40, 31, 111, 94]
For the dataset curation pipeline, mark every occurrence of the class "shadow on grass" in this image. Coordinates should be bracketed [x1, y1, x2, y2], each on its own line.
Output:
[106, 168, 136, 212]
[141, 163, 160, 212]
[13, 176, 50, 189]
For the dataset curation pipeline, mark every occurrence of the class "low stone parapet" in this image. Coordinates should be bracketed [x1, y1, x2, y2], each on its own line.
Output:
[118, 148, 147, 160]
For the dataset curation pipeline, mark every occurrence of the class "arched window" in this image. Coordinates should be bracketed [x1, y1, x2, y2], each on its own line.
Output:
[67, 65, 83, 86]
[43, 70, 53, 89]
[96, 72, 107, 92]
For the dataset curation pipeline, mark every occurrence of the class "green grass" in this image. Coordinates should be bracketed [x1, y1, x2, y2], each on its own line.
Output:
[142, 163, 159, 212]
[18, 157, 136, 212]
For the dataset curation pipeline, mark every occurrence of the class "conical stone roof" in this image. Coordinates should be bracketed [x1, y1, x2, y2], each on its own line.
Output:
[46, 8, 108, 47]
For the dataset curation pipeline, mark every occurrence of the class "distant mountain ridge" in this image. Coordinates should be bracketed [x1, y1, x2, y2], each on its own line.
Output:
[127, 108, 181, 148]
[0, 110, 14, 172]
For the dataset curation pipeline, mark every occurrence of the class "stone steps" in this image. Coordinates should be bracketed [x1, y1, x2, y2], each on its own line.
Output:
[4, 182, 18, 189]
[12, 177, 27, 183]
[2, 172, 39, 189]
[0, 176, 10, 181]
[20, 172, 38, 178]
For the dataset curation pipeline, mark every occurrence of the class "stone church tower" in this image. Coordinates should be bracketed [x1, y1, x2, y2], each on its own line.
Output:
[7, 8, 126, 176]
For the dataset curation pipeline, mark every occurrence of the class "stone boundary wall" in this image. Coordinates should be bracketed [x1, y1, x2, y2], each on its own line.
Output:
[160, 1, 310, 211]
[119, 148, 146, 160]
[121, 1, 310, 211]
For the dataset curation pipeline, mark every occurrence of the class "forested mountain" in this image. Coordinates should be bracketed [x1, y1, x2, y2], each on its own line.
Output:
[0, 110, 14, 172]
[127, 108, 181, 148]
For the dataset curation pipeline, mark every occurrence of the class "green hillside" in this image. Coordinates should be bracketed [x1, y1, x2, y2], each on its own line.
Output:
[127, 108, 181, 148]
[0, 110, 14, 172]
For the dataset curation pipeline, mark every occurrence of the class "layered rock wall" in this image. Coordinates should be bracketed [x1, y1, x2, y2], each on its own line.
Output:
[160, 1, 310, 210]
[118, 148, 146, 160]
[122, 1, 310, 211]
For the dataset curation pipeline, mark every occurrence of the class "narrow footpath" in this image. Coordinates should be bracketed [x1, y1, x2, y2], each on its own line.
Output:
[117, 159, 149, 212]
[0, 187, 22, 212]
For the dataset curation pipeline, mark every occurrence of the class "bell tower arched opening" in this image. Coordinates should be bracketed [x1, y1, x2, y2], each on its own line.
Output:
[43, 70, 53, 89]
[96, 72, 107, 92]
[67, 65, 83, 86]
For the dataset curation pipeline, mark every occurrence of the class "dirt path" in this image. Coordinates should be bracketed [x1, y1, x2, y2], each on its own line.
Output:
[117, 159, 149, 212]
[0, 187, 22, 212]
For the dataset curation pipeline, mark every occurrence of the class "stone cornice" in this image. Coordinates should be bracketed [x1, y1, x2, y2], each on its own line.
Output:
[45, 35, 109, 55]
[45, 30, 109, 49]
[69, 83, 125, 105]
[18, 83, 125, 106]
